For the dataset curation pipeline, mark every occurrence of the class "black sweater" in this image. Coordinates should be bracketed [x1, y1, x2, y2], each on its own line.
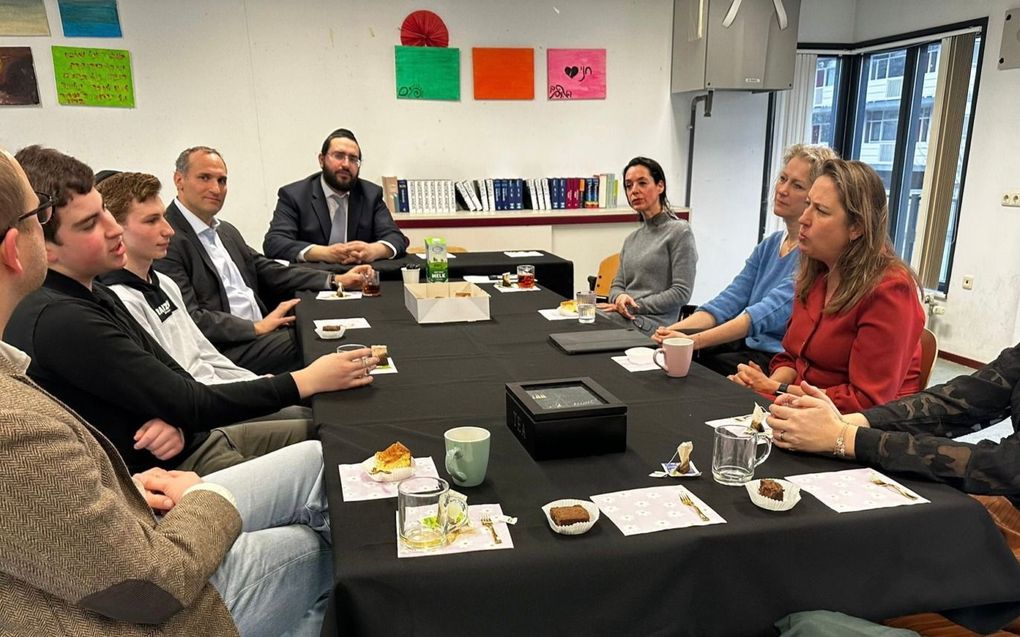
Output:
[5, 270, 301, 473]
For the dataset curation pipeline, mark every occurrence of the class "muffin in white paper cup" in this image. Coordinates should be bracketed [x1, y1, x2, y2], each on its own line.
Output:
[542, 499, 600, 535]
[746, 478, 801, 512]
[315, 324, 347, 340]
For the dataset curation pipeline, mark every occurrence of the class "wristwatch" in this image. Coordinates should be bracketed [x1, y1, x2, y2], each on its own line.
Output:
[775, 383, 790, 395]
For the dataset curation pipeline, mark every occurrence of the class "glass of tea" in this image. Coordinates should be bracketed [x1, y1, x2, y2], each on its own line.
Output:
[362, 269, 381, 297]
[516, 264, 536, 289]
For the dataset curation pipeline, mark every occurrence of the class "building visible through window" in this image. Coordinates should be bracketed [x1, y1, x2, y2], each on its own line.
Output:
[797, 27, 983, 292]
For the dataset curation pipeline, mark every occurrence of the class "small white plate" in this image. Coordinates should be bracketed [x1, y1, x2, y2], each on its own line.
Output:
[315, 325, 347, 340]
[745, 478, 801, 511]
[541, 499, 600, 535]
[625, 347, 655, 366]
[361, 456, 414, 483]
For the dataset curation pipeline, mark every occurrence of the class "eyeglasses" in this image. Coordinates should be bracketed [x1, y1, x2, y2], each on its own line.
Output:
[1, 191, 54, 240]
[326, 151, 362, 166]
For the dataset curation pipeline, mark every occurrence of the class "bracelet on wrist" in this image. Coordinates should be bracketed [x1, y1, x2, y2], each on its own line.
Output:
[775, 383, 790, 395]
[833, 419, 851, 458]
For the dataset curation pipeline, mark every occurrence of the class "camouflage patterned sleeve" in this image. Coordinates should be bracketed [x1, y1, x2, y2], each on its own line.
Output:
[854, 428, 1020, 495]
[862, 344, 1020, 437]
[854, 344, 1020, 495]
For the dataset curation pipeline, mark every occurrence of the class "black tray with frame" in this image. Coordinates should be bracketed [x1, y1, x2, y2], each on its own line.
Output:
[505, 377, 627, 460]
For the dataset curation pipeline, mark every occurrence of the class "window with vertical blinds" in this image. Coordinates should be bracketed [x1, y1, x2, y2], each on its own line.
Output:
[767, 21, 985, 293]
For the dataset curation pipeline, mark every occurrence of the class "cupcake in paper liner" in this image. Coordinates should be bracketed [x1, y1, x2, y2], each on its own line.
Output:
[541, 499, 600, 536]
[745, 478, 801, 512]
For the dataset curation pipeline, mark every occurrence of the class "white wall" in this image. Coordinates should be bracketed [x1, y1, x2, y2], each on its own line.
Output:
[684, 91, 769, 302]
[852, 0, 1020, 363]
[0, 0, 777, 306]
[0, 0, 683, 253]
[799, 0, 856, 42]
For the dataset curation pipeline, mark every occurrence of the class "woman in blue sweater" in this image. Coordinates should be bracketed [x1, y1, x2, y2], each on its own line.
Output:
[652, 144, 838, 375]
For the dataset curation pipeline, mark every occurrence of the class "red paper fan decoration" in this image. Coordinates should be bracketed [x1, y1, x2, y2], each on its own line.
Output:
[400, 10, 449, 48]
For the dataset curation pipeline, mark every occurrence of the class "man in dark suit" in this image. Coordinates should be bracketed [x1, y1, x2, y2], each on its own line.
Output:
[156, 146, 370, 375]
[263, 128, 409, 264]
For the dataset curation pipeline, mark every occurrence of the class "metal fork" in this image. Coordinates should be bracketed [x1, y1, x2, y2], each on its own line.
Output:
[480, 516, 502, 544]
[870, 476, 918, 500]
[679, 492, 710, 522]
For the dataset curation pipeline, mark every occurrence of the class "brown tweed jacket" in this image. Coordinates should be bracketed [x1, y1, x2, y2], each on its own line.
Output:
[0, 348, 242, 636]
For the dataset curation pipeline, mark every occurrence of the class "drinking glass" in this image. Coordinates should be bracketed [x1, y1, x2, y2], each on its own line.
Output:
[517, 264, 536, 289]
[576, 291, 596, 324]
[362, 269, 381, 297]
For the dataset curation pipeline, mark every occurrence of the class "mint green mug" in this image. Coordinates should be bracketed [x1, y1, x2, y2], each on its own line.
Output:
[444, 426, 491, 488]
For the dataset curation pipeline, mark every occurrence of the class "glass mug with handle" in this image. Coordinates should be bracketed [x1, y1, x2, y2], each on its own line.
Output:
[397, 476, 469, 550]
[711, 424, 772, 486]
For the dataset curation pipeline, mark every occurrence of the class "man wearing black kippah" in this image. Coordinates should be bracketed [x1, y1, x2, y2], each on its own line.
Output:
[263, 128, 409, 264]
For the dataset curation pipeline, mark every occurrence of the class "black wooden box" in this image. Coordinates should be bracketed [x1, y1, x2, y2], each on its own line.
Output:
[505, 377, 627, 461]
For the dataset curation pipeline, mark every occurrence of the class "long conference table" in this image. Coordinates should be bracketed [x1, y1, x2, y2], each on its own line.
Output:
[297, 276, 1020, 636]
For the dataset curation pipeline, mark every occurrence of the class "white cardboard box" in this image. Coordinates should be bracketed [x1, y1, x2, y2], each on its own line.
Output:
[404, 282, 491, 324]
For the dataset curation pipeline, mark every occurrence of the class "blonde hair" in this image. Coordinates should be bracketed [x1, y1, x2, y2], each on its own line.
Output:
[797, 159, 917, 314]
[781, 143, 839, 183]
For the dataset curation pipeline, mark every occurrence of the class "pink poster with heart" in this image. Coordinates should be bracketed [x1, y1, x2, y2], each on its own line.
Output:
[547, 48, 606, 100]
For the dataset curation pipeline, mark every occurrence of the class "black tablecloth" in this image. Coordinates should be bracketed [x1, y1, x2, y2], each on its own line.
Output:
[299, 283, 1020, 637]
[299, 250, 575, 298]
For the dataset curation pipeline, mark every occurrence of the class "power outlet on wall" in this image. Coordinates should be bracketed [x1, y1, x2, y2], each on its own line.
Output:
[1002, 191, 1020, 208]
[962, 275, 975, 290]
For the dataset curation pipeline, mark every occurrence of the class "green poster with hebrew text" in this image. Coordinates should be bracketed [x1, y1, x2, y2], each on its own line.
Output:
[52, 46, 134, 108]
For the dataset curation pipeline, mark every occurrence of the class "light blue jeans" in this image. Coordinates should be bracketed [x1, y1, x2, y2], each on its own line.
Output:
[205, 440, 333, 637]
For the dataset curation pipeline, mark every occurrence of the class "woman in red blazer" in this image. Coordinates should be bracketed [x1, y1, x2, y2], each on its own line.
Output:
[729, 159, 924, 412]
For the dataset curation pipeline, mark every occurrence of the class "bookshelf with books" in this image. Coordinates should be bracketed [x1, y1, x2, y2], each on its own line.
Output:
[379, 173, 691, 295]
[381, 174, 627, 216]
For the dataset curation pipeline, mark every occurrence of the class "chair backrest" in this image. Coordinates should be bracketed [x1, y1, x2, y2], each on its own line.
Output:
[593, 252, 620, 298]
[918, 327, 939, 389]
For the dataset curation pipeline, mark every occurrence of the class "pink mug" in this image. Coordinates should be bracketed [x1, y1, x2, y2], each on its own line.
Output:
[653, 337, 694, 378]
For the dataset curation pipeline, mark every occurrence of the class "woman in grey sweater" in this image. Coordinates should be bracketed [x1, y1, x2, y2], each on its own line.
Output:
[601, 157, 697, 335]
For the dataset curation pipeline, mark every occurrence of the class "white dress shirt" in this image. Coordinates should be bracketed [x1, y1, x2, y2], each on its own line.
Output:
[175, 199, 264, 322]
